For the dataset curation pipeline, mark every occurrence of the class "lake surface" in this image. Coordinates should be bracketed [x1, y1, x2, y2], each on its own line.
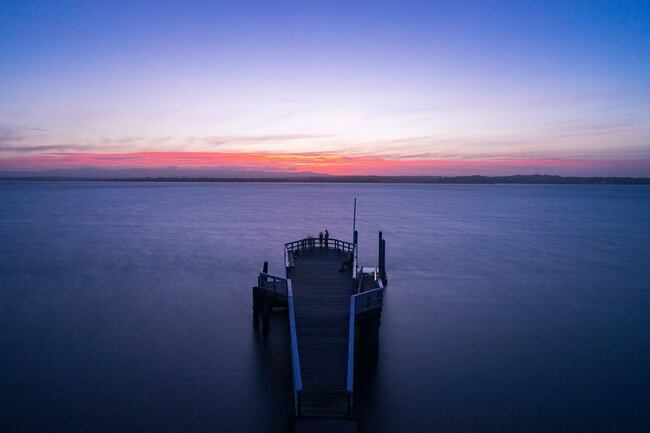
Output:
[1, 182, 649, 433]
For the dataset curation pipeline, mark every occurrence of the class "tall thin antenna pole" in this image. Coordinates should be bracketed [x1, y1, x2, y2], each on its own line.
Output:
[352, 198, 357, 241]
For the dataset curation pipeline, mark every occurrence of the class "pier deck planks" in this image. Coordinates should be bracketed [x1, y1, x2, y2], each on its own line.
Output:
[290, 248, 353, 418]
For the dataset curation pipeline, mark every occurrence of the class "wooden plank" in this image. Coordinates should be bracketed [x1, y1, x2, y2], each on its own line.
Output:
[291, 248, 353, 418]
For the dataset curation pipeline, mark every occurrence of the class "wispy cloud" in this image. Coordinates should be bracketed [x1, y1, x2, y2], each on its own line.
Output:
[0, 144, 99, 153]
[0, 131, 335, 154]
[202, 134, 333, 147]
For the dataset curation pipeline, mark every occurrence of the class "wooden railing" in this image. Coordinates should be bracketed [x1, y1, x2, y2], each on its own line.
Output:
[355, 283, 384, 314]
[346, 295, 356, 415]
[285, 237, 355, 254]
[284, 237, 358, 280]
[346, 278, 385, 416]
[258, 273, 288, 298]
[287, 278, 303, 417]
[258, 272, 303, 416]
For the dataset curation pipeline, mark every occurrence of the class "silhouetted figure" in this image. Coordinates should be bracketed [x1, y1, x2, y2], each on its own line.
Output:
[324, 229, 329, 248]
[319, 232, 323, 248]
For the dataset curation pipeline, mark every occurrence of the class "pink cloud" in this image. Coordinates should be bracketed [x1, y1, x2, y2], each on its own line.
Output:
[0, 151, 649, 176]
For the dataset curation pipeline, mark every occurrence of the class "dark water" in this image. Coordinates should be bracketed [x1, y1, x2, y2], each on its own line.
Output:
[1, 182, 649, 433]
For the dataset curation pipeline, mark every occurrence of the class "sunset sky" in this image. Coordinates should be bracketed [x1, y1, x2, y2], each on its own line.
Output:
[1, 1, 649, 176]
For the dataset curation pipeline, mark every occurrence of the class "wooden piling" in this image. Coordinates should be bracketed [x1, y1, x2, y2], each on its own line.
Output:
[378, 232, 387, 285]
[262, 295, 270, 336]
[252, 287, 261, 329]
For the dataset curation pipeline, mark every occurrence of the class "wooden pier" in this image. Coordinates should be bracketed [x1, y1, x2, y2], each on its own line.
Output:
[252, 231, 387, 428]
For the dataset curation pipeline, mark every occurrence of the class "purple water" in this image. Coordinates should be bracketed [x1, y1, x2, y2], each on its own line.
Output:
[1, 182, 649, 432]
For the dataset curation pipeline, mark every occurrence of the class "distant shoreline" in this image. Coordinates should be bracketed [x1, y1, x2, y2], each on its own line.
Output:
[1, 175, 650, 185]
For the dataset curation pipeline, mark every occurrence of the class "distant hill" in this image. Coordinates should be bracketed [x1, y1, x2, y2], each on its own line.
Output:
[1, 171, 649, 184]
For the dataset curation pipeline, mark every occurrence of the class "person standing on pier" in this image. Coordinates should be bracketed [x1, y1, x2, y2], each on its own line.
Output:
[319, 231, 324, 248]
[324, 229, 329, 248]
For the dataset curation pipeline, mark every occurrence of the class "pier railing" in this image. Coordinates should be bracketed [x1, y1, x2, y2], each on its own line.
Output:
[287, 278, 304, 417]
[257, 272, 303, 416]
[284, 237, 358, 279]
[354, 266, 380, 294]
[346, 296, 356, 415]
[346, 277, 385, 416]
[354, 284, 384, 314]
[258, 273, 289, 298]
[285, 237, 355, 254]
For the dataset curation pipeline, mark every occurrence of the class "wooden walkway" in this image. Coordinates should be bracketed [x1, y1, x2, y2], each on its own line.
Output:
[290, 248, 352, 418]
[253, 233, 387, 428]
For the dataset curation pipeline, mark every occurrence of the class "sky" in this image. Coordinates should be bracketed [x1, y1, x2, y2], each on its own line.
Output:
[1, 0, 649, 176]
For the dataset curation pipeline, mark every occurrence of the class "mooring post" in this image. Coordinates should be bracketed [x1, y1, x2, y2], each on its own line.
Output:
[254, 261, 270, 331]
[378, 231, 383, 277]
[381, 238, 387, 285]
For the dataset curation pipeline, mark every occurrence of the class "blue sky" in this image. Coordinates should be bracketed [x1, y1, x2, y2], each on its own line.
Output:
[1, 1, 649, 175]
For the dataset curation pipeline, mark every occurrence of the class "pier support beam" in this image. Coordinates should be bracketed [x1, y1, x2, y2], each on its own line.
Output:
[356, 312, 381, 362]
[252, 287, 261, 329]
[252, 288, 271, 335]
[368, 314, 380, 359]
[262, 297, 270, 336]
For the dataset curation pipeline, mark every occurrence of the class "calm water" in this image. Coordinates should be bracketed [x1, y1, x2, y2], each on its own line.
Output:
[1, 182, 649, 433]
